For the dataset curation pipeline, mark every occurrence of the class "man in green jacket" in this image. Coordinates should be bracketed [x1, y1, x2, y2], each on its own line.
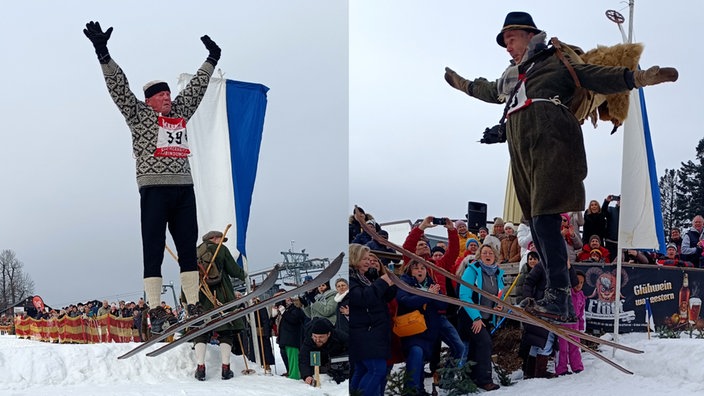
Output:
[192, 230, 247, 381]
[444, 11, 677, 321]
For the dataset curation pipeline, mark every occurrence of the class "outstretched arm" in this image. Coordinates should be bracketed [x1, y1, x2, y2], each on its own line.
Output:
[201, 35, 221, 67]
[83, 21, 113, 64]
[171, 35, 221, 120]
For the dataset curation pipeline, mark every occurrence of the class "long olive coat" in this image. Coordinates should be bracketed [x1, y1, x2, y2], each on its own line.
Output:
[469, 47, 632, 218]
[199, 241, 247, 332]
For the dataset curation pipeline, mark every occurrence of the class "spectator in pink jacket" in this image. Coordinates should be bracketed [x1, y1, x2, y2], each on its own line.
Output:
[555, 271, 586, 376]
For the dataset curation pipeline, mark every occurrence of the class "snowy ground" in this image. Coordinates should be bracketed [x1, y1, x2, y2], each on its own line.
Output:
[423, 332, 704, 396]
[0, 335, 347, 396]
[1, 333, 703, 395]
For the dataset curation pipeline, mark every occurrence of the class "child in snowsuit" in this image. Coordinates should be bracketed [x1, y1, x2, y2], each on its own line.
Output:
[555, 271, 586, 375]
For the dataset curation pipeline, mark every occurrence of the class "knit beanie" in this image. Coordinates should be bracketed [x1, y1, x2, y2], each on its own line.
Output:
[311, 318, 333, 334]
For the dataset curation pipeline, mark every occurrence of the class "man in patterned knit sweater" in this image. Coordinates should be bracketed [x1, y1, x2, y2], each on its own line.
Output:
[83, 21, 220, 334]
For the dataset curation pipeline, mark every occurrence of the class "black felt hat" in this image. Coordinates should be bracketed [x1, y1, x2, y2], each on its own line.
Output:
[496, 11, 542, 48]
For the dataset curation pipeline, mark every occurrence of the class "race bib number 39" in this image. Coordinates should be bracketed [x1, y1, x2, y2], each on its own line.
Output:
[154, 116, 190, 158]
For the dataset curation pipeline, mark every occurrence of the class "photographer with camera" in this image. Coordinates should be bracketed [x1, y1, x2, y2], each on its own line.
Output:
[402, 216, 462, 384]
[402, 216, 459, 295]
[602, 195, 621, 261]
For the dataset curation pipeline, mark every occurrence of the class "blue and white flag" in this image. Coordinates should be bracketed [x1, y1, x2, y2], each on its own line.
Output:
[618, 87, 666, 253]
[178, 73, 269, 265]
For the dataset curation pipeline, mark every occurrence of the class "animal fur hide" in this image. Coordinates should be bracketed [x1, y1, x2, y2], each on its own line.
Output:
[580, 42, 644, 129]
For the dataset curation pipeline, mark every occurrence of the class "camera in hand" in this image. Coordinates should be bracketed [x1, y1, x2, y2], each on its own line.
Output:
[612, 195, 621, 201]
[366, 267, 379, 281]
[432, 217, 447, 225]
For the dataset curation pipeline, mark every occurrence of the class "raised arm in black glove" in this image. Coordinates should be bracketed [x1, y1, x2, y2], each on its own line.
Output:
[200, 35, 221, 66]
[83, 21, 113, 64]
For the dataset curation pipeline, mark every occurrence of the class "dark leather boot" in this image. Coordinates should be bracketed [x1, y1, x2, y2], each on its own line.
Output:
[187, 302, 205, 318]
[534, 355, 556, 379]
[195, 364, 206, 381]
[523, 356, 536, 379]
[148, 306, 168, 335]
[531, 287, 576, 323]
[222, 364, 234, 380]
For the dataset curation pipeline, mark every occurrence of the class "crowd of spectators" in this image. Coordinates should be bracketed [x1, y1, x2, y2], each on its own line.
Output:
[14, 270, 351, 384]
[269, 276, 350, 385]
[347, 201, 704, 394]
[19, 297, 180, 342]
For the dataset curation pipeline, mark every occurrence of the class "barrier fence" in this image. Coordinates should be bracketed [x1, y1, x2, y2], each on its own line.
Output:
[13, 314, 139, 343]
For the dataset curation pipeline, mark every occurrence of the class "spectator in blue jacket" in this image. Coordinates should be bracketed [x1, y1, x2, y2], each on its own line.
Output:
[458, 244, 505, 391]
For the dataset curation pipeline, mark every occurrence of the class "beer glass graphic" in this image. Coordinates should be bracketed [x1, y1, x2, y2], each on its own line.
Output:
[689, 297, 701, 325]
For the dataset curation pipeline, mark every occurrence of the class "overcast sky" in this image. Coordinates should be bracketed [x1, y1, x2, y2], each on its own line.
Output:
[350, 1, 697, 225]
[0, 1, 348, 308]
[1, 1, 698, 309]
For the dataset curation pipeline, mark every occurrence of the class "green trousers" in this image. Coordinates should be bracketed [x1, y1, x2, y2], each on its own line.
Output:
[286, 346, 301, 380]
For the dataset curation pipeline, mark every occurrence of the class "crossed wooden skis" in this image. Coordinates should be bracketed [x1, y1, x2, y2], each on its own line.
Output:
[356, 211, 643, 374]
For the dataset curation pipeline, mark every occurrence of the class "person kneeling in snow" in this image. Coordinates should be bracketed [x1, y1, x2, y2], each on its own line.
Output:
[299, 317, 348, 385]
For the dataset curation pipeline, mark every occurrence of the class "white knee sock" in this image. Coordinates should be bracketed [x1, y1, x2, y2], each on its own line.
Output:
[220, 342, 232, 365]
[181, 271, 200, 305]
[143, 277, 163, 309]
[195, 342, 207, 365]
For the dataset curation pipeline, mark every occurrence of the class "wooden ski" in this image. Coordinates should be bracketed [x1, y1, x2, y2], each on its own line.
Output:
[118, 264, 280, 360]
[145, 252, 344, 358]
[355, 209, 642, 373]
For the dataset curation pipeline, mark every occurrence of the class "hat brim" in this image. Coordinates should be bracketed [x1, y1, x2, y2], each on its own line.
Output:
[496, 27, 542, 47]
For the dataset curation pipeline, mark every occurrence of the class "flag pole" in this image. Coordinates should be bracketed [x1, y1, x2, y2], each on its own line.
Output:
[605, 2, 635, 356]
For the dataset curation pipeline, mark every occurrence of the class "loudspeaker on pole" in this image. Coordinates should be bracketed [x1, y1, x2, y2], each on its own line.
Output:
[466, 201, 487, 233]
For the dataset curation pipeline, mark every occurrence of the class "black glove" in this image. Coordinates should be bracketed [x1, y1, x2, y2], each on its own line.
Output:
[480, 124, 507, 144]
[83, 21, 113, 63]
[201, 35, 221, 66]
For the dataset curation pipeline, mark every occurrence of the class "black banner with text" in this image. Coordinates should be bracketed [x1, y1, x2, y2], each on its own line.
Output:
[574, 263, 704, 334]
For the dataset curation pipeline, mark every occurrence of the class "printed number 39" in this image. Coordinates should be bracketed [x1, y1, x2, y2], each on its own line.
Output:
[167, 131, 183, 144]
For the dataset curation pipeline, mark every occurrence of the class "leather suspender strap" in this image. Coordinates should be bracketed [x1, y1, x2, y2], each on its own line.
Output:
[551, 37, 581, 88]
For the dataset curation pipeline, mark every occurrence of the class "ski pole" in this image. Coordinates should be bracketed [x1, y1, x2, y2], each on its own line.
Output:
[492, 274, 521, 334]
[256, 309, 271, 374]
[237, 332, 256, 375]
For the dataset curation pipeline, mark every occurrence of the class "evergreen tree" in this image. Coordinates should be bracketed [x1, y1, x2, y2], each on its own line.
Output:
[659, 168, 679, 233]
[675, 138, 704, 226]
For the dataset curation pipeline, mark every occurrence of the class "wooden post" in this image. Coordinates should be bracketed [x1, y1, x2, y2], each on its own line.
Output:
[310, 351, 321, 387]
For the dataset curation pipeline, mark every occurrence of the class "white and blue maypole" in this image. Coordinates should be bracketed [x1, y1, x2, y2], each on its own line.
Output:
[608, 1, 667, 347]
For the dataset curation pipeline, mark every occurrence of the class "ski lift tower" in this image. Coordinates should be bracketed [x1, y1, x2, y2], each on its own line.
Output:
[280, 247, 329, 287]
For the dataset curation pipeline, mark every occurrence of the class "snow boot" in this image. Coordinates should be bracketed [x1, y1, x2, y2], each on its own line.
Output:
[528, 287, 576, 323]
[222, 364, 234, 380]
[195, 364, 206, 381]
[148, 306, 168, 335]
[534, 355, 556, 379]
[478, 382, 500, 391]
[522, 356, 536, 379]
[187, 302, 205, 319]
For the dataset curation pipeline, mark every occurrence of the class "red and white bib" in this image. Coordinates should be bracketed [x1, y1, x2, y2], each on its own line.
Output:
[154, 116, 190, 158]
[506, 74, 530, 116]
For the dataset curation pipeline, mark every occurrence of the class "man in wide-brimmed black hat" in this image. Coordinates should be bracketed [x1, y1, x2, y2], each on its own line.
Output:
[443, 11, 678, 336]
